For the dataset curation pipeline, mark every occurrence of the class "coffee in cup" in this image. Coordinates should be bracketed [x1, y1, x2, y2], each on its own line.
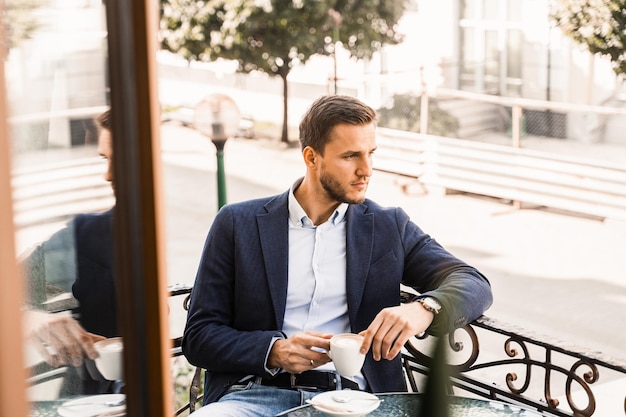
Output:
[328, 333, 365, 377]
[94, 337, 123, 381]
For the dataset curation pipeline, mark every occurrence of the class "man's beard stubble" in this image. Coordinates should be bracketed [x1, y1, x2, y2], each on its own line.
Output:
[320, 169, 366, 205]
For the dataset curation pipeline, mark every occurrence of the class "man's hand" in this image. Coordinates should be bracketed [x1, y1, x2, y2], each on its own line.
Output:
[359, 302, 434, 361]
[267, 331, 333, 374]
[23, 310, 106, 367]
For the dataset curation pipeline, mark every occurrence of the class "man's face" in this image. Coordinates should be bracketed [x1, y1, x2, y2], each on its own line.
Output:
[317, 123, 376, 205]
[97, 128, 113, 190]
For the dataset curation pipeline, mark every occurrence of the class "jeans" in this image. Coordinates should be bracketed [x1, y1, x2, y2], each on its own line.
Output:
[189, 379, 320, 417]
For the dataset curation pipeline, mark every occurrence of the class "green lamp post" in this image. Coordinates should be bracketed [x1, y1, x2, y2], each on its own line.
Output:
[193, 94, 241, 210]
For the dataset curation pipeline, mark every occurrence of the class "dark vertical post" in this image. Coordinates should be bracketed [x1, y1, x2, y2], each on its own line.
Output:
[104, 0, 172, 416]
[417, 335, 451, 417]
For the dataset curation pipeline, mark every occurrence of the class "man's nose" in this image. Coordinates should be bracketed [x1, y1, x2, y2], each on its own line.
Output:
[104, 162, 113, 183]
[357, 156, 373, 177]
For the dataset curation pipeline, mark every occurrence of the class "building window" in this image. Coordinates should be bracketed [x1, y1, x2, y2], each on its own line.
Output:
[459, 0, 524, 97]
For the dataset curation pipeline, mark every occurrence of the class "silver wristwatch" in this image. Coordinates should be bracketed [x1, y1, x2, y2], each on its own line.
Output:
[417, 297, 441, 315]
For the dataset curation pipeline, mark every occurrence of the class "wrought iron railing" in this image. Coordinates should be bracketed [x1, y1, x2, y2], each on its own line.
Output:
[401, 312, 626, 416]
[173, 288, 626, 416]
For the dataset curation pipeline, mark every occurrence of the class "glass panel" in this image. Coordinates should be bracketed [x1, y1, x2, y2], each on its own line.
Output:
[4, 0, 121, 412]
[507, 29, 523, 79]
[507, 0, 522, 22]
[460, 28, 475, 74]
[485, 31, 499, 76]
[484, 30, 500, 93]
[483, 0, 499, 20]
[505, 83, 522, 97]
[461, 0, 476, 19]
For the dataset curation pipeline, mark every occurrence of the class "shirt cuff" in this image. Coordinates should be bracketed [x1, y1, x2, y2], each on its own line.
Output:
[264, 333, 286, 375]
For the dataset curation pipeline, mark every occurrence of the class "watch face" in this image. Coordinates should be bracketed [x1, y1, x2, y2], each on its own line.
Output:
[428, 298, 441, 309]
[422, 297, 441, 313]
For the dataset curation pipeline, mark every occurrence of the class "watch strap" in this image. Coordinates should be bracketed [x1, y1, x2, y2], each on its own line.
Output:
[416, 296, 441, 315]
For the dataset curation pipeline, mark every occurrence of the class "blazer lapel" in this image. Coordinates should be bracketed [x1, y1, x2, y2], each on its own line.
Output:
[257, 192, 290, 329]
[345, 203, 374, 327]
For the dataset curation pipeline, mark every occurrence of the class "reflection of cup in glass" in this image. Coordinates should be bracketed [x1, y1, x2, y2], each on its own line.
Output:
[328, 333, 365, 377]
[94, 337, 123, 381]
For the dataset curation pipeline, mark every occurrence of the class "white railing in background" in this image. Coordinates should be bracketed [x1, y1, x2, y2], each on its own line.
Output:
[8, 106, 109, 124]
[426, 88, 626, 148]
[375, 127, 626, 222]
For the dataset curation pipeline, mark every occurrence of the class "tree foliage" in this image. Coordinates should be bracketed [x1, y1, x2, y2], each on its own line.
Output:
[550, 0, 626, 78]
[3, 0, 46, 51]
[159, 0, 407, 142]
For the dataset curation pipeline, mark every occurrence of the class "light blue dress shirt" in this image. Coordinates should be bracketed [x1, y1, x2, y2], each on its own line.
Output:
[283, 179, 365, 388]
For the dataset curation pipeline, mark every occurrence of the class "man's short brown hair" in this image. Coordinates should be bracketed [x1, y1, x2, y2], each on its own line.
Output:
[299, 95, 376, 154]
[95, 109, 111, 131]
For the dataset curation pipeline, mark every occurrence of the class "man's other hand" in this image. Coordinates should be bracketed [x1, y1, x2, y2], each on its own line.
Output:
[24, 310, 106, 367]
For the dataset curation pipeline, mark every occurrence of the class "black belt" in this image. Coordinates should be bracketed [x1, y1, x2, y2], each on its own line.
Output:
[261, 371, 359, 391]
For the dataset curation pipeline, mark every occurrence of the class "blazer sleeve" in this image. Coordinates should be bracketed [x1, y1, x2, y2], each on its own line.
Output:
[182, 203, 285, 377]
[395, 207, 493, 335]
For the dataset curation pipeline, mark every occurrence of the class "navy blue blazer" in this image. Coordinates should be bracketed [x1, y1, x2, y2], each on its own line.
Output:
[70, 208, 118, 396]
[182, 191, 492, 404]
[72, 208, 117, 338]
[23, 208, 117, 396]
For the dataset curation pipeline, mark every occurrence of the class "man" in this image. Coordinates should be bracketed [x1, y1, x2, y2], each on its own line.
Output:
[22, 109, 118, 395]
[182, 95, 493, 416]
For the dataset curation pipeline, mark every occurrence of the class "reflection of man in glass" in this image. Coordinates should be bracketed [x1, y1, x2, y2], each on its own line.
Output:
[22, 109, 119, 395]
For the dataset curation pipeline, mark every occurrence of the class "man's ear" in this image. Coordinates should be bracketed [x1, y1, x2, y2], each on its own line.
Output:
[303, 146, 317, 168]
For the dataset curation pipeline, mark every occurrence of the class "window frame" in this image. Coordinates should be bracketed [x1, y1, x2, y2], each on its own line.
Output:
[104, 1, 173, 416]
[458, 0, 524, 96]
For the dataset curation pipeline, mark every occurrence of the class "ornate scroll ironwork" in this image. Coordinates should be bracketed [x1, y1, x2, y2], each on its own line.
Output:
[402, 315, 626, 417]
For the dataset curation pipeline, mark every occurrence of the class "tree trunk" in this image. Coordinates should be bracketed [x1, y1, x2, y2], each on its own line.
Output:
[281, 71, 289, 144]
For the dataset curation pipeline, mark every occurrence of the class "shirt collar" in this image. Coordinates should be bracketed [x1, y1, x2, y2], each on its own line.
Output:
[288, 177, 348, 227]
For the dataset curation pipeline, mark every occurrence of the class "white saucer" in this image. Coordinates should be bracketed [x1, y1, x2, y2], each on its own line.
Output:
[58, 394, 125, 417]
[309, 390, 381, 417]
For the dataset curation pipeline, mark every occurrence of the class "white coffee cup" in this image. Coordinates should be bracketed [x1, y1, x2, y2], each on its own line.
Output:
[328, 333, 365, 377]
[94, 337, 123, 381]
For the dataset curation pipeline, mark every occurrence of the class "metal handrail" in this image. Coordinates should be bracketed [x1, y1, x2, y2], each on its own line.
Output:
[375, 128, 626, 221]
[401, 313, 626, 417]
[434, 88, 626, 116]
